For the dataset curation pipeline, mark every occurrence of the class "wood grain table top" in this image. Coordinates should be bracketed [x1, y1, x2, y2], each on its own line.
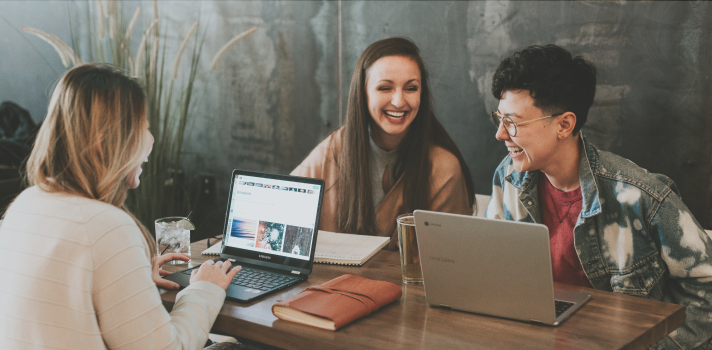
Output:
[159, 239, 685, 350]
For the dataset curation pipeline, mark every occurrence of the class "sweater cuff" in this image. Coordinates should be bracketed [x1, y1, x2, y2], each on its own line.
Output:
[177, 281, 226, 302]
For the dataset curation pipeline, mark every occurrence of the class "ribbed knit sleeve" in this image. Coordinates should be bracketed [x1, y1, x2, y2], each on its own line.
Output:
[0, 187, 226, 349]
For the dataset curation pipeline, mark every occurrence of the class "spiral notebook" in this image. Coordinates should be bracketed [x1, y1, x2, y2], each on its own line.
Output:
[202, 241, 222, 255]
[313, 230, 389, 266]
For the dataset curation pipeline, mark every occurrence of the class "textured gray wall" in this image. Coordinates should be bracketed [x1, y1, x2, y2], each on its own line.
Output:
[2, 1, 712, 229]
[0, 1, 74, 125]
[338, 1, 712, 227]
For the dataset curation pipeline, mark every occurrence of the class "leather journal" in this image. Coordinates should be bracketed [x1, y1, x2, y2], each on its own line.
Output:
[271, 274, 402, 330]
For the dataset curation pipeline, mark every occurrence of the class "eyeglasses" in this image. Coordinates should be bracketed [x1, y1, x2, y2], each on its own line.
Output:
[491, 111, 563, 137]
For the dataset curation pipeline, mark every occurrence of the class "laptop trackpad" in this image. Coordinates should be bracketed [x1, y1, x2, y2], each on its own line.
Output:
[227, 284, 265, 300]
[164, 270, 191, 288]
[164, 271, 265, 298]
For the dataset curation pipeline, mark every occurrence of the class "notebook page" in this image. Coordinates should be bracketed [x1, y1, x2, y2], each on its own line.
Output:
[202, 241, 222, 255]
[315, 230, 389, 262]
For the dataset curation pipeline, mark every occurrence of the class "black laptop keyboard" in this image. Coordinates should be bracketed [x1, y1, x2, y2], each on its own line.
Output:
[229, 266, 300, 291]
[554, 300, 575, 317]
[179, 264, 299, 291]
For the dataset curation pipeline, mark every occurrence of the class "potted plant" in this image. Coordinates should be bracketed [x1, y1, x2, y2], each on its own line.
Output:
[22, 0, 256, 234]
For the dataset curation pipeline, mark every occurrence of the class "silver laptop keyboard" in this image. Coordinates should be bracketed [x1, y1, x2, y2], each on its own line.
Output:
[555, 300, 575, 317]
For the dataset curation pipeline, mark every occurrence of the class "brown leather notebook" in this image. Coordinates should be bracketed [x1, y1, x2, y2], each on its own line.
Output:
[272, 274, 402, 330]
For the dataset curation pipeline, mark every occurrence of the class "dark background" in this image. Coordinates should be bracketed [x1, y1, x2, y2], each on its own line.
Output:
[2, 1, 711, 238]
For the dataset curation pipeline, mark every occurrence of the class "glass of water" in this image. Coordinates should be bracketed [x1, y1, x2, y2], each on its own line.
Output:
[155, 216, 192, 265]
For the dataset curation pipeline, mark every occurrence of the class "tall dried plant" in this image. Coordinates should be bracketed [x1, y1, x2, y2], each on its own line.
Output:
[23, 0, 257, 234]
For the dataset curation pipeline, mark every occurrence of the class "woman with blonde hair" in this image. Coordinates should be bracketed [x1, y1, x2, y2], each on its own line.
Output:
[292, 37, 474, 250]
[0, 64, 240, 349]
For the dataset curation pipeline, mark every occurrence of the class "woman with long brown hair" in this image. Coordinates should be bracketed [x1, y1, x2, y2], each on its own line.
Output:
[292, 37, 474, 250]
[0, 64, 239, 349]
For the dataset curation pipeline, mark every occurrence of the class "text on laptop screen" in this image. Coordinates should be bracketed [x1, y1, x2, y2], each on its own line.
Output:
[224, 175, 322, 261]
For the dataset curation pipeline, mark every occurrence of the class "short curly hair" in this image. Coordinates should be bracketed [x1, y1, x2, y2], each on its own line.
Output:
[491, 45, 596, 134]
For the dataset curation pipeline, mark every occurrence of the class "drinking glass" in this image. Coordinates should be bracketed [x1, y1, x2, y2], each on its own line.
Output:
[397, 213, 423, 284]
[155, 216, 191, 265]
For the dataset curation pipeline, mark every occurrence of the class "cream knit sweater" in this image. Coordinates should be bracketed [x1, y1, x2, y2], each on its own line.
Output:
[0, 186, 226, 349]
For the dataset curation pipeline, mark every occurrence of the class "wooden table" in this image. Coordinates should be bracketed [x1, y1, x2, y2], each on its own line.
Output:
[159, 239, 685, 350]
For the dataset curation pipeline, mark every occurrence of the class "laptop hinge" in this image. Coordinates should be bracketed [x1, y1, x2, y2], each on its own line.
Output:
[291, 270, 300, 275]
[529, 319, 543, 324]
[439, 304, 451, 309]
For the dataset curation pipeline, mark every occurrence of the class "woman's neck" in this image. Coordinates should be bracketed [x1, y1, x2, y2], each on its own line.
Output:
[369, 124, 405, 152]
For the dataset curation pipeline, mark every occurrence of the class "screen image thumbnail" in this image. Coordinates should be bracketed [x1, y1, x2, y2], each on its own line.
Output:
[255, 221, 285, 252]
[231, 218, 258, 247]
[282, 225, 313, 257]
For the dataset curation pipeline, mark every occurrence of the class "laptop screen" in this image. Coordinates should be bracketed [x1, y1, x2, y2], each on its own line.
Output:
[220, 170, 324, 273]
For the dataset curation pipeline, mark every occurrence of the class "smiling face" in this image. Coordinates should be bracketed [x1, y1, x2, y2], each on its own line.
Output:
[126, 116, 154, 189]
[495, 90, 561, 173]
[365, 55, 421, 150]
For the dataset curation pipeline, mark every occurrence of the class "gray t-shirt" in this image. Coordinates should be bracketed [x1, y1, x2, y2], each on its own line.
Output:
[369, 134, 399, 209]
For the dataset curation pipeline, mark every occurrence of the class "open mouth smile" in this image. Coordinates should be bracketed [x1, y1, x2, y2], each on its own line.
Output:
[384, 111, 407, 122]
[508, 146, 524, 156]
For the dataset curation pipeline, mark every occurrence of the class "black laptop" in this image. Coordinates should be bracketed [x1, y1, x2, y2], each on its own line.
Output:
[165, 169, 325, 302]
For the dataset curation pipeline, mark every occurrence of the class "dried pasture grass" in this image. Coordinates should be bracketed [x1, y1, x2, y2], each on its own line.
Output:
[209, 27, 258, 71]
[125, 6, 141, 43]
[95, 0, 105, 39]
[134, 19, 157, 77]
[107, 0, 117, 40]
[22, 27, 80, 67]
[171, 22, 198, 80]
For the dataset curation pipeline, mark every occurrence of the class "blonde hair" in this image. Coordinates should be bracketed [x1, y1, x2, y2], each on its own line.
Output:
[26, 63, 156, 258]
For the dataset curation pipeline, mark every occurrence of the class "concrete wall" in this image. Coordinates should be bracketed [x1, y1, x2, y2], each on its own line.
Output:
[2, 1, 712, 229]
[1, 1, 73, 125]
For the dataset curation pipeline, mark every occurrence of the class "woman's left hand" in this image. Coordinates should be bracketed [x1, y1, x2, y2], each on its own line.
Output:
[152, 253, 191, 290]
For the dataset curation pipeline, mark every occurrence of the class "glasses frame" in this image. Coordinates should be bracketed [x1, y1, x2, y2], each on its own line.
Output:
[491, 111, 564, 137]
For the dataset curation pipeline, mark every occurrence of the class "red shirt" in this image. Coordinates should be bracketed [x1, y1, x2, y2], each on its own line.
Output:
[537, 172, 592, 288]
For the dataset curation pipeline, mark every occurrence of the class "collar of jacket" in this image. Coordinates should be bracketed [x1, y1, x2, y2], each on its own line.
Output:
[504, 132, 603, 221]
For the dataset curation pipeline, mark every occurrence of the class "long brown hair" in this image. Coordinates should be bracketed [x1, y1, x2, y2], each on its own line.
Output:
[336, 37, 475, 235]
[26, 63, 156, 258]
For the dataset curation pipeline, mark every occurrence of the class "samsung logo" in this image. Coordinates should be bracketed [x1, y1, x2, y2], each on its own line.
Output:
[424, 221, 442, 227]
[259, 254, 271, 260]
[430, 256, 455, 264]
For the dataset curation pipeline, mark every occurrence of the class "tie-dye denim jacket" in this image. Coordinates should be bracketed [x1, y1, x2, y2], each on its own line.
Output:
[485, 134, 712, 350]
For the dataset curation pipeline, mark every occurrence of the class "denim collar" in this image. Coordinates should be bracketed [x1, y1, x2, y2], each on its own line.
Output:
[505, 132, 602, 219]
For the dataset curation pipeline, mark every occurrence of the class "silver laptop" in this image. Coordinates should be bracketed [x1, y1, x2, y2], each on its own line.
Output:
[413, 210, 590, 326]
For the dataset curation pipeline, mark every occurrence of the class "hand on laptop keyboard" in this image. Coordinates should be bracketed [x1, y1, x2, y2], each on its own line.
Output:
[190, 259, 242, 290]
[153, 253, 191, 290]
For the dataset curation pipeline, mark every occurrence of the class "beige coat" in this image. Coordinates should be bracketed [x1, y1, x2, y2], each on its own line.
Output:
[291, 129, 472, 250]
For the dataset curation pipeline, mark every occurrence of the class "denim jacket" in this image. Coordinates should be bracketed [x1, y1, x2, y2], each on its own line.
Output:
[485, 134, 712, 350]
